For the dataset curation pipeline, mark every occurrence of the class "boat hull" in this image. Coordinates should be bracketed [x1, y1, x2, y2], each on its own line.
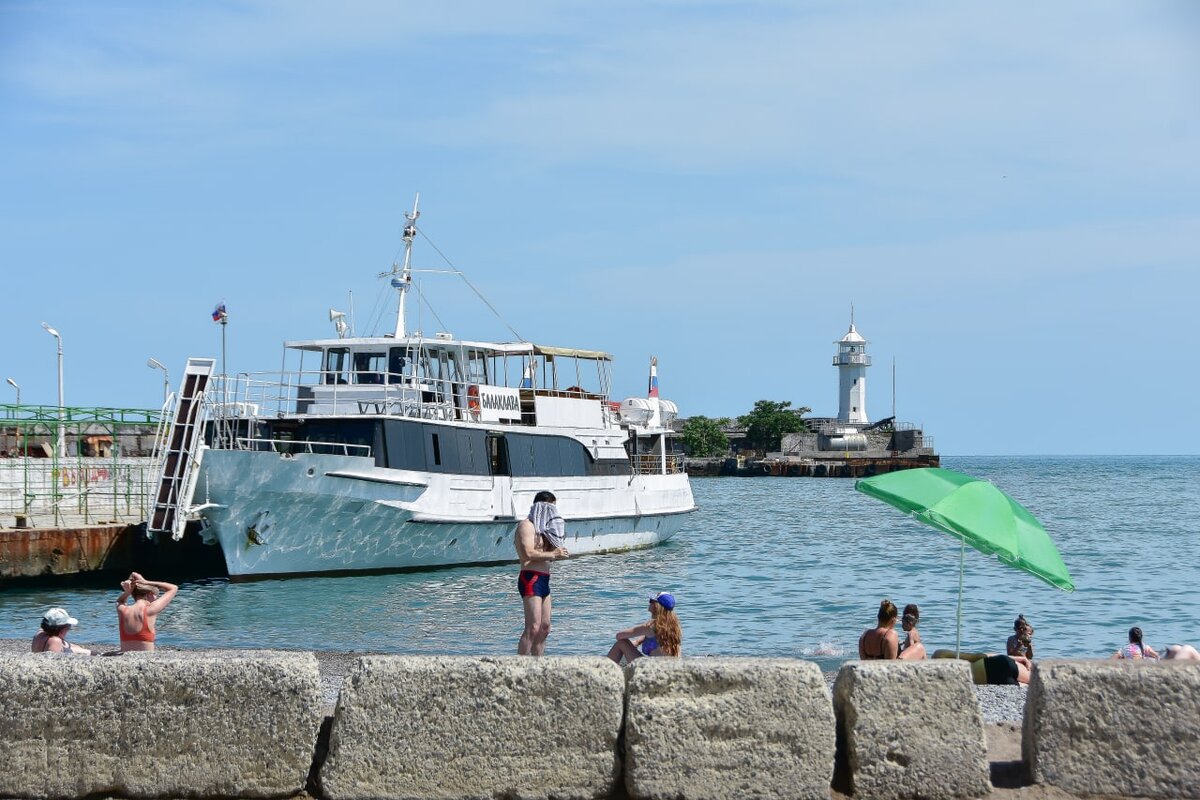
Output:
[193, 449, 695, 579]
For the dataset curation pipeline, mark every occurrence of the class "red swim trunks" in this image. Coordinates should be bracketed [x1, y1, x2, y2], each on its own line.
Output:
[517, 569, 550, 598]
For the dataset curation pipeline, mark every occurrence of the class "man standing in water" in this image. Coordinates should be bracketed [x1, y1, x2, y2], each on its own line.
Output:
[515, 490, 569, 655]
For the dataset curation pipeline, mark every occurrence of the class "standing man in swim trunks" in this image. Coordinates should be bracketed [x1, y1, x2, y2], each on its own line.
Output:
[515, 491, 568, 656]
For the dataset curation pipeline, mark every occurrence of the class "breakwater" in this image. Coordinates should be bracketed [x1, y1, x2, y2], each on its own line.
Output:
[686, 453, 939, 478]
[1, 653, 1195, 800]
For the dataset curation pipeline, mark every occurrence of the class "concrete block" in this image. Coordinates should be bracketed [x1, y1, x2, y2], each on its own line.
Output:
[319, 656, 625, 800]
[624, 657, 835, 800]
[0, 651, 323, 799]
[1024, 659, 1200, 798]
[833, 660, 990, 800]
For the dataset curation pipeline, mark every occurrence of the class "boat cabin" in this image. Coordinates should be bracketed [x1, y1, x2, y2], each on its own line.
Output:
[269, 336, 615, 430]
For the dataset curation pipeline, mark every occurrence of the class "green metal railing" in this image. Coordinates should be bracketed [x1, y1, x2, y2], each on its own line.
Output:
[0, 404, 163, 528]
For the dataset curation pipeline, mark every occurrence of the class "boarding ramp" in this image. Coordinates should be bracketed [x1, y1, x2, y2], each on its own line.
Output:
[147, 357, 215, 539]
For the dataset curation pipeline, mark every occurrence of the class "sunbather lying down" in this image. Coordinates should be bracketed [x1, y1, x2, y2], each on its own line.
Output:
[1163, 644, 1200, 661]
[933, 649, 1031, 685]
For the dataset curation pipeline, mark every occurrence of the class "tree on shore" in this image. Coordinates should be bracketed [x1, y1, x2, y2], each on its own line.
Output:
[738, 400, 810, 453]
[680, 416, 730, 457]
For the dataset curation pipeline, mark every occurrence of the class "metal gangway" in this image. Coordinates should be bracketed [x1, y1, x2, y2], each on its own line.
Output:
[147, 357, 216, 539]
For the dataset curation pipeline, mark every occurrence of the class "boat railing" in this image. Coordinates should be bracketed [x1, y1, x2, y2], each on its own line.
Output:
[207, 371, 458, 421]
[630, 453, 686, 475]
[206, 370, 622, 429]
[234, 437, 372, 458]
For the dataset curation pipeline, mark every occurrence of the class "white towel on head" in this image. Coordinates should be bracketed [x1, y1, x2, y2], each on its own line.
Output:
[528, 501, 566, 549]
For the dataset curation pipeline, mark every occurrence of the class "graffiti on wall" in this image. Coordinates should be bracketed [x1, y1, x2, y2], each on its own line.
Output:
[57, 467, 113, 487]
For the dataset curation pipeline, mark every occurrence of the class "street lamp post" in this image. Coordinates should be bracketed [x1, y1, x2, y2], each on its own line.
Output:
[41, 323, 64, 456]
[4, 378, 18, 407]
[147, 358, 170, 406]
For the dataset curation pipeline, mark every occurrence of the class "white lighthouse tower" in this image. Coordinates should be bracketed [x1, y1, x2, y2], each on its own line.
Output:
[833, 314, 870, 424]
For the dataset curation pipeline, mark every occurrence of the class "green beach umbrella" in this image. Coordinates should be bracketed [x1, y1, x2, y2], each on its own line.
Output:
[855, 467, 1073, 655]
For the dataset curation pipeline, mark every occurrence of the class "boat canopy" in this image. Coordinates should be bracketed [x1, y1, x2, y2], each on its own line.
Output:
[283, 337, 537, 355]
[533, 345, 613, 361]
[283, 338, 611, 361]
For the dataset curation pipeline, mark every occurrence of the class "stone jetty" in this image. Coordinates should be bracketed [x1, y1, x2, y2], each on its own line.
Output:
[0, 651, 1195, 800]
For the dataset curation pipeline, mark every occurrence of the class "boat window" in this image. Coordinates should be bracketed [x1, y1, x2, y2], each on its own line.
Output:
[488, 434, 509, 475]
[353, 352, 386, 385]
[387, 347, 413, 384]
[463, 349, 488, 385]
[323, 348, 350, 384]
[442, 349, 462, 383]
[504, 433, 589, 477]
[298, 420, 375, 455]
[423, 347, 443, 382]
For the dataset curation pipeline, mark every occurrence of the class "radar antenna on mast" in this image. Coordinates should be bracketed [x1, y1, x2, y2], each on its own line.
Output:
[383, 194, 420, 338]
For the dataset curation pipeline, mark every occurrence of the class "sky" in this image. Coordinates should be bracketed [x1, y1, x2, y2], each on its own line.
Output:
[1, 1, 1197, 455]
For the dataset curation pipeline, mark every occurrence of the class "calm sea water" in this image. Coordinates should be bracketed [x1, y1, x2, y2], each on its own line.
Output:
[2, 456, 1197, 669]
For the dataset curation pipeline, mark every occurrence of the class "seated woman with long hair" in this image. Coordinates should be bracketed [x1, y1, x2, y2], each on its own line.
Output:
[859, 599, 900, 660]
[607, 592, 681, 663]
[1112, 626, 1159, 660]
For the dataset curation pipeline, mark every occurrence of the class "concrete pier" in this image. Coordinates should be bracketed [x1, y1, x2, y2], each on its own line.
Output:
[687, 453, 939, 478]
[0, 522, 226, 582]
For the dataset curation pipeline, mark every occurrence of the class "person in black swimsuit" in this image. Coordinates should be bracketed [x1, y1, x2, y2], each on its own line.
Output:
[858, 599, 900, 660]
[933, 650, 1032, 684]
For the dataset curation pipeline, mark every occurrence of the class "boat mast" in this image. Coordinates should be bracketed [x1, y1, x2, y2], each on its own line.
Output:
[393, 194, 420, 338]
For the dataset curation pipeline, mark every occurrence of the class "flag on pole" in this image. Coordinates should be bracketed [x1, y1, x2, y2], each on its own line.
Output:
[648, 356, 659, 398]
[212, 302, 227, 323]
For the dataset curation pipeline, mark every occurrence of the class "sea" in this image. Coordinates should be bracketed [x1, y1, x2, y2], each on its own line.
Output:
[1, 456, 1197, 669]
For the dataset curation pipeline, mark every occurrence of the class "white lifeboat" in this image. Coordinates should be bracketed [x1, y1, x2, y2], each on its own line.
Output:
[657, 399, 678, 425]
[619, 397, 677, 427]
[620, 397, 655, 425]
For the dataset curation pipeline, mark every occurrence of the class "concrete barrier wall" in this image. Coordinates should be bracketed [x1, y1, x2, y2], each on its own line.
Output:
[319, 656, 625, 800]
[0, 651, 322, 800]
[625, 658, 835, 800]
[4, 654, 1199, 800]
[834, 660, 990, 800]
[1024, 659, 1200, 798]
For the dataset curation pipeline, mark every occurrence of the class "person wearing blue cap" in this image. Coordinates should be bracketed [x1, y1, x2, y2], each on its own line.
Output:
[606, 591, 682, 663]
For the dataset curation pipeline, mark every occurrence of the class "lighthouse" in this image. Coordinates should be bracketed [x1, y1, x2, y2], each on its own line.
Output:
[833, 317, 870, 424]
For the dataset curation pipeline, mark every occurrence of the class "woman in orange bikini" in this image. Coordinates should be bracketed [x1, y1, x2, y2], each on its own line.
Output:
[116, 571, 178, 652]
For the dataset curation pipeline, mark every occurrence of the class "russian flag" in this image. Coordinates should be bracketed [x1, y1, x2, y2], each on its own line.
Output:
[648, 356, 659, 398]
[212, 302, 227, 323]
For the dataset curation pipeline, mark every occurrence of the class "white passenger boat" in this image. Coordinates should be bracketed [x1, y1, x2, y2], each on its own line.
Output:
[150, 199, 695, 579]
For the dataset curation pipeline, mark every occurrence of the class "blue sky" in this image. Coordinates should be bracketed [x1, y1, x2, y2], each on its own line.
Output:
[1, 1, 1197, 455]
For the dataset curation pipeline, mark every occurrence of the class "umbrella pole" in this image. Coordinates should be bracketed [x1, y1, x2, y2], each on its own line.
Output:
[956, 537, 965, 658]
